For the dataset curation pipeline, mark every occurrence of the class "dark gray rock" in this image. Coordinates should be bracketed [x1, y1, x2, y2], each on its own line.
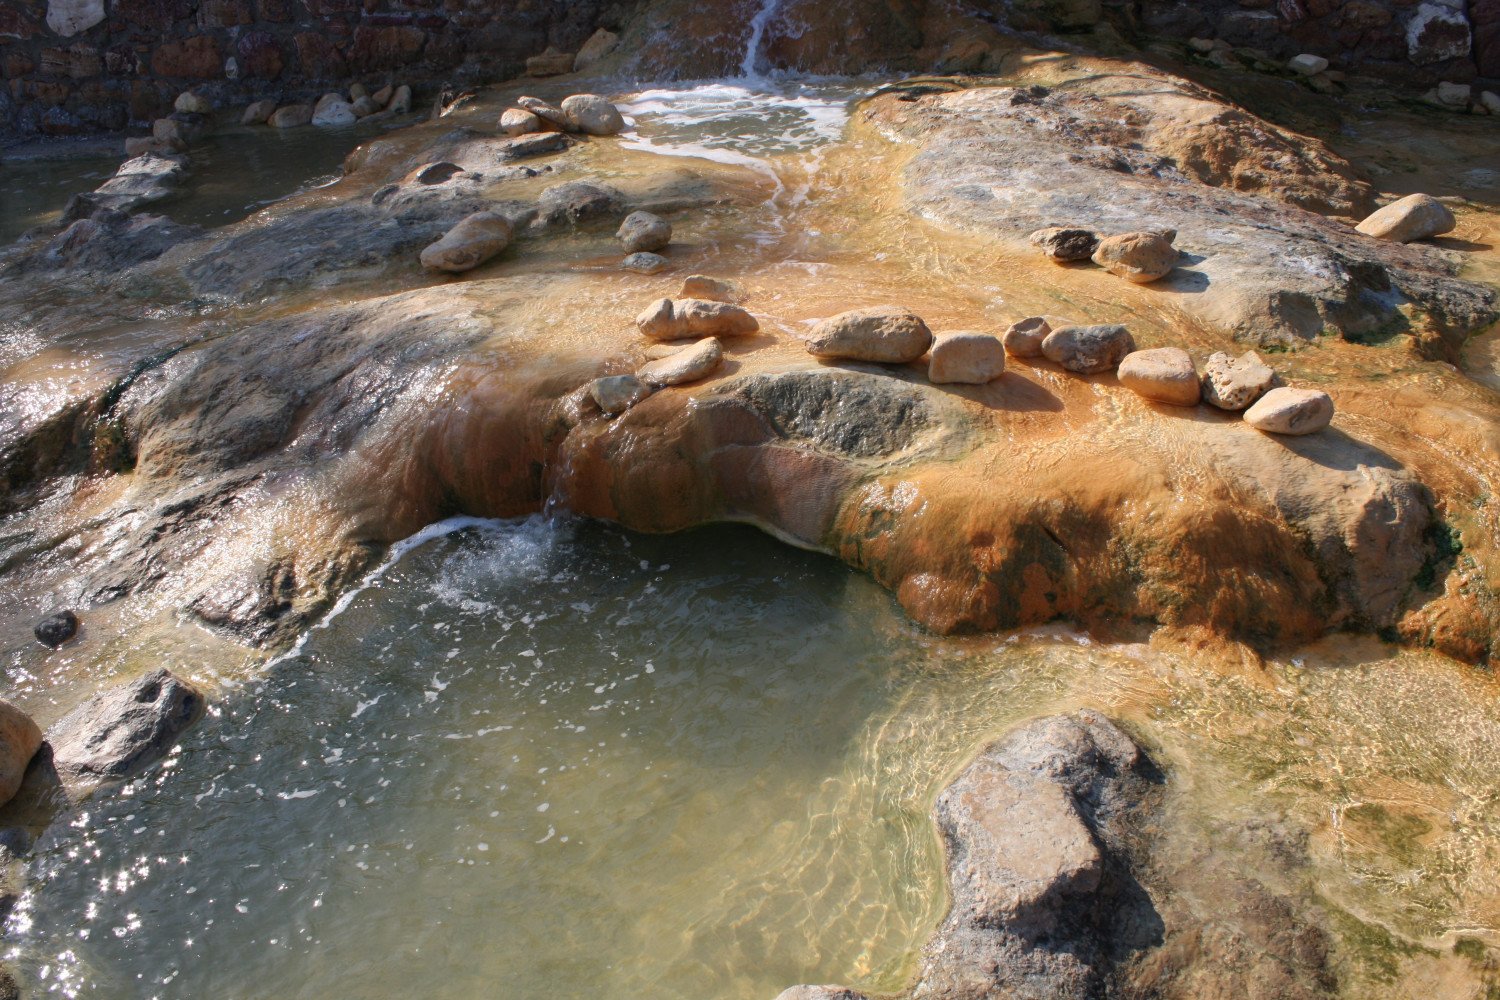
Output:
[726, 370, 944, 459]
[537, 180, 626, 226]
[1040, 324, 1136, 374]
[1028, 226, 1099, 263]
[32, 610, 77, 647]
[47, 668, 206, 787]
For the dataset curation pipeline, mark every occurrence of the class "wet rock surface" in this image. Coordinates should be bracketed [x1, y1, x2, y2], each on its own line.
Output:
[46, 668, 206, 789]
[32, 610, 79, 648]
[876, 71, 1498, 352]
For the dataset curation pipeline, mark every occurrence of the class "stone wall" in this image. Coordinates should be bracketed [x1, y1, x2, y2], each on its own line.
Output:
[1, 0, 1496, 139]
[1122, 0, 1497, 86]
[0, 0, 638, 136]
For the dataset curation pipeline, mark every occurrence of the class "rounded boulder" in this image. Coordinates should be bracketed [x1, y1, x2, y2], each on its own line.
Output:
[1040, 324, 1136, 374]
[1117, 348, 1200, 406]
[806, 307, 932, 364]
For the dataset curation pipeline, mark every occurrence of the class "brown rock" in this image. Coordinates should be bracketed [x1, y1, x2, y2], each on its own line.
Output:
[574, 28, 619, 72]
[617, 211, 671, 253]
[1040, 324, 1136, 374]
[638, 337, 724, 386]
[1028, 226, 1099, 263]
[517, 95, 571, 130]
[928, 331, 1006, 384]
[806, 307, 932, 363]
[500, 108, 541, 137]
[1002, 316, 1050, 358]
[1201, 351, 1276, 411]
[240, 98, 277, 125]
[0, 701, 43, 807]
[526, 48, 575, 77]
[679, 275, 741, 302]
[236, 31, 284, 79]
[1117, 347, 1200, 406]
[348, 25, 425, 73]
[268, 103, 312, 128]
[1355, 193, 1457, 243]
[1092, 231, 1179, 283]
[635, 298, 758, 340]
[419, 211, 513, 272]
[1243, 387, 1334, 435]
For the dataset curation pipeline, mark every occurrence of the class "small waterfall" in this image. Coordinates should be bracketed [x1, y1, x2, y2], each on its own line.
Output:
[738, 0, 783, 79]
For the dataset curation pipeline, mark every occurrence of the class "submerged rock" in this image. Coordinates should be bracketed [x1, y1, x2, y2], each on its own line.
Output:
[1092, 231, 1179, 283]
[1040, 324, 1136, 374]
[623, 252, 670, 274]
[928, 331, 1006, 384]
[1028, 226, 1099, 263]
[680, 275, 741, 302]
[638, 337, 724, 387]
[71, 152, 189, 216]
[419, 211, 513, 272]
[269, 104, 312, 128]
[1202, 350, 1276, 411]
[241, 99, 276, 125]
[0, 701, 42, 807]
[1355, 193, 1457, 243]
[806, 307, 932, 363]
[1244, 387, 1334, 435]
[33, 610, 79, 647]
[561, 94, 626, 136]
[538, 180, 625, 226]
[618, 210, 672, 253]
[1002, 316, 1051, 358]
[590, 374, 651, 415]
[1118, 347, 1200, 406]
[47, 668, 206, 788]
[313, 99, 357, 127]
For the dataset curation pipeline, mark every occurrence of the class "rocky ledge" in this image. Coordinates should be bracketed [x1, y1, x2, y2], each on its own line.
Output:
[776, 711, 1336, 1000]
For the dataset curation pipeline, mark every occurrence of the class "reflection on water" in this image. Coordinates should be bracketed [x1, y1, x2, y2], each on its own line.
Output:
[0, 154, 119, 246]
[6, 519, 1500, 998]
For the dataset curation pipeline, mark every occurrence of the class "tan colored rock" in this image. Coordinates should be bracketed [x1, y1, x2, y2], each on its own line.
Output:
[388, 85, 412, 114]
[1355, 193, 1456, 243]
[1117, 348, 1200, 406]
[806, 307, 932, 363]
[526, 48, 575, 77]
[680, 275, 741, 302]
[1202, 351, 1276, 411]
[617, 211, 671, 253]
[1002, 316, 1051, 358]
[638, 337, 723, 386]
[623, 252, 669, 274]
[372, 85, 394, 107]
[561, 94, 625, 135]
[1092, 232, 1179, 283]
[1041, 324, 1136, 374]
[269, 104, 313, 128]
[928, 331, 1006, 384]
[1244, 387, 1334, 435]
[574, 28, 620, 72]
[500, 108, 541, 137]
[635, 298, 758, 340]
[590, 374, 650, 415]
[0, 700, 43, 807]
[1028, 226, 1099, 263]
[351, 96, 380, 118]
[313, 98, 356, 126]
[419, 211, 513, 272]
[517, 95, 572, 130]
[174, 91, 211, 115]
[349, 82, 368, 101]
[241, 99, 277, 125]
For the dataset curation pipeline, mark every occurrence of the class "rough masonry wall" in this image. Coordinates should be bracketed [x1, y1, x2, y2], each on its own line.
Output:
[0, 0, 638, 135]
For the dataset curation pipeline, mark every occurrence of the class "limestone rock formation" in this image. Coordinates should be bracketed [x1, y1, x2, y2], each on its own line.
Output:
[806, 307, 933, 363]
[874, 70, 1497, 351]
